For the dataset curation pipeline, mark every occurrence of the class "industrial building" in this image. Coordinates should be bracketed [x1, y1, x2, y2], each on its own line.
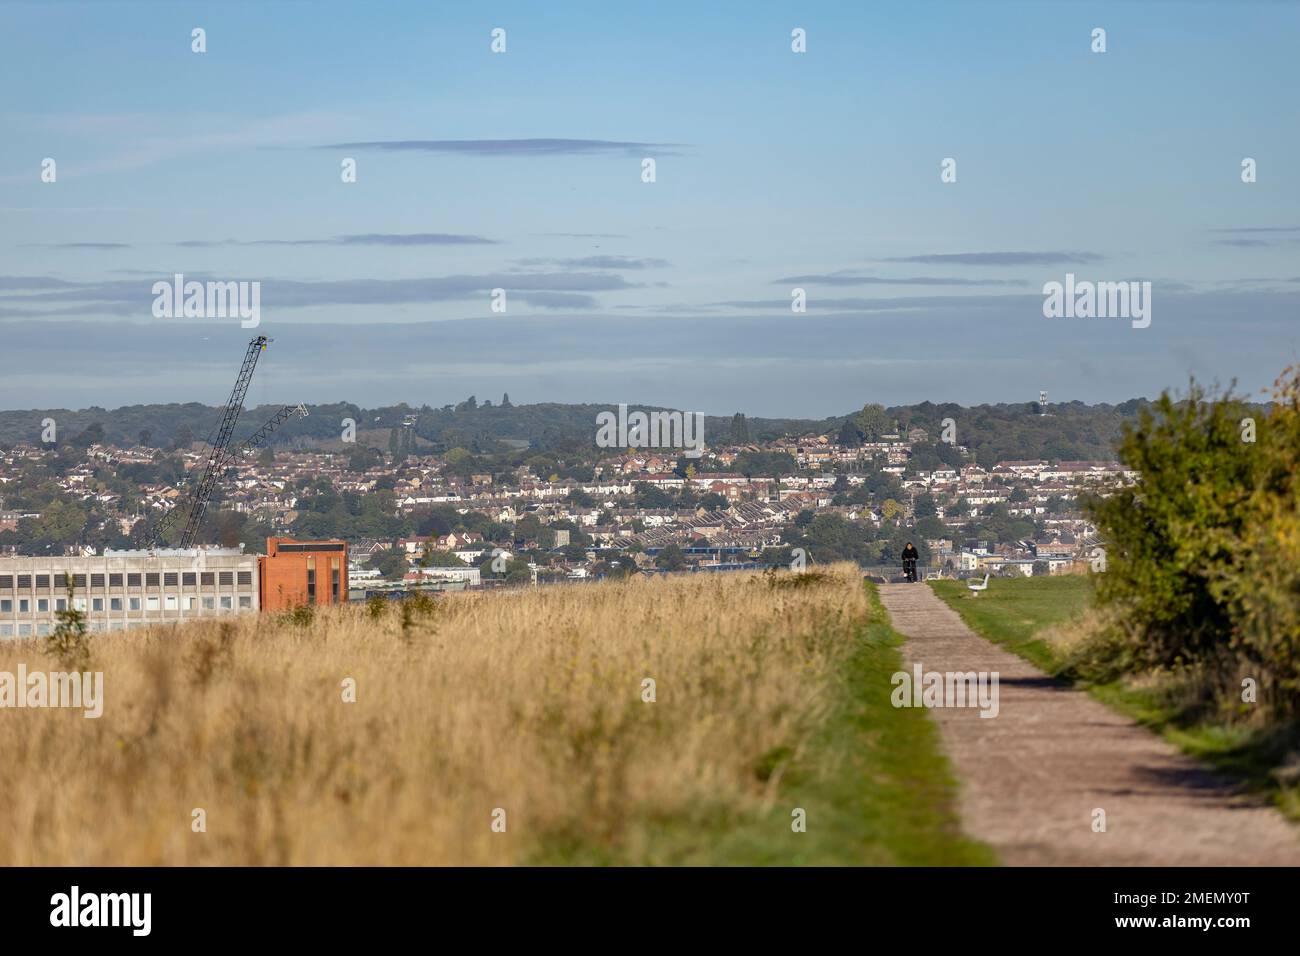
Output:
[0, 339, 352, 642]
[258, 537, 349, 611]
[0, 537, 349, 639]
[0, 547, 259, 638]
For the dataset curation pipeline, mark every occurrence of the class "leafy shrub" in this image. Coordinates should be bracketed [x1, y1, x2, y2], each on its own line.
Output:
[1216, 368, 1300, 716]
[398, 591, 438, 642]
[1082, 372, 1300, 718]
[189, 623, 236, 688]
[765, 568, 834, 590]
[46, 585, 92, 670]
[286, 604, 315, 628]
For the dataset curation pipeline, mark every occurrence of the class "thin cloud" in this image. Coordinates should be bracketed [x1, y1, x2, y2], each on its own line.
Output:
[714, 294, 1032, 312]
[514, 256, 669, 270]
[0, 272, 634, 316]
[882, 251, 1106, 266]
[773, 272, 1026, 287]
[23, 242, 132, 250]
[0, 109, 347, 183]
[7, 287, 1300, 410]
[1207, 226, 1300, 249]
[316, 138, 685, 157]
[174, 233, 497, 248]
[515, 292, 597, 309]
[0, 276, 87, 290]
[536, 232, 629, 239]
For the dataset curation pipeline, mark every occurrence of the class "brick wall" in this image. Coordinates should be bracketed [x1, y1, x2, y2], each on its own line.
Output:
[258, 537, 349, 611]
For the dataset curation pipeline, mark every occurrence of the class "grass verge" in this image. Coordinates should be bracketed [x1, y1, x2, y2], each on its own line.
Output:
[601, 581, 997, 865]
[0, 566, 995, 864]
[930, 576, 1300, 819]
[929, 576, 1091, 672]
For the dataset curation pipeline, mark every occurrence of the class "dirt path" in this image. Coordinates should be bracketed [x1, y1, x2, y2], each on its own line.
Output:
[877, 583, 1300, 866]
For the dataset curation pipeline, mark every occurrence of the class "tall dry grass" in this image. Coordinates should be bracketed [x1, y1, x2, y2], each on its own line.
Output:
[0, 566, 868, 865]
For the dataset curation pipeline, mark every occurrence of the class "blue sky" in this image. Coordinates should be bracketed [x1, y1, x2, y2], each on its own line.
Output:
[1, 0, 1297, 416]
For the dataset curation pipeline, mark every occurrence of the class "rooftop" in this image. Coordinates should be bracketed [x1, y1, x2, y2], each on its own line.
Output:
[103, 546, 247, 558]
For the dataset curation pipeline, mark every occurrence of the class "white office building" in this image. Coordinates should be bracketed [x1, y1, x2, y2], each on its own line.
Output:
[0, 547, 259, 639]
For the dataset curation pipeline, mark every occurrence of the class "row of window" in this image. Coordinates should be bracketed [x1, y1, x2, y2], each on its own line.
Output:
[0, 571, 253, 589]
[1, 595, 253, 614]
[306, 567, 343, 603]
[0, 618, 224, 637]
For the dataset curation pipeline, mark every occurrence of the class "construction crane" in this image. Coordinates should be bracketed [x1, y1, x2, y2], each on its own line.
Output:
[151, 336, 308, 549]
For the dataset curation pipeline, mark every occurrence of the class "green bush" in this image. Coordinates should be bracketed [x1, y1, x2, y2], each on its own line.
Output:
[46, 584, 92, 671]
[1216, 368, 1300, 716]
[285, 604, 315, 628]
[1082, 371, 1300, 718]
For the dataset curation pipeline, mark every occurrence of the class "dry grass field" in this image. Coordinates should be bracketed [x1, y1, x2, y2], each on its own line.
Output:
[0, 566, 989, 865]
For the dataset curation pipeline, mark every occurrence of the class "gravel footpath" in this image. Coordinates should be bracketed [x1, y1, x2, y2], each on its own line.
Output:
[878, 583, 1300, 866]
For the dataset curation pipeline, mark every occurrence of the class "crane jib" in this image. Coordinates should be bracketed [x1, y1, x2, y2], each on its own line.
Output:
[150, 336, 302, 549]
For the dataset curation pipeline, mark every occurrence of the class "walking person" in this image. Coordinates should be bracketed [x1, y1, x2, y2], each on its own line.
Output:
[901, 542, 920, 583]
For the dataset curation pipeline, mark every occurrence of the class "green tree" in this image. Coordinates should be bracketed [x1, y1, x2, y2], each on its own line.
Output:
[171, 423, 194, 451]
[348, 446, 382, 473]
[370, 549, 410, 580]
[515, 513, 544, 542]
[71, 422, 105, 449]
[596, 557, 636, 580]
[47, 582, 91, 670]
[698, 492, 727, 511]
[854, 403, 890, 439]
[636, 483, 673, 509]
[914, 515, 948, 540]
[418, 549, 468, 568]
[729, 412, 750, 445]
[655, 544, 689, 571]
[1084, 380, 1259, 678]
[33, 499, 88, 547]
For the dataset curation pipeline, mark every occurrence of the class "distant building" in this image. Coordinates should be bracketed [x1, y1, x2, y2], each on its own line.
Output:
[407, 566, 480, 587]
[258, 537, 349, 611]
[0, 510, 39, 532]
[0, 546, 258, 638]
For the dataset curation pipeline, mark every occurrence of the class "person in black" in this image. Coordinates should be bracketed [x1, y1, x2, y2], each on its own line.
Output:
[901, 542, 920, 583]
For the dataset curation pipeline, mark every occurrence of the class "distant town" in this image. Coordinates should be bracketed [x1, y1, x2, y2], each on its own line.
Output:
[0, 398, 1137, 605]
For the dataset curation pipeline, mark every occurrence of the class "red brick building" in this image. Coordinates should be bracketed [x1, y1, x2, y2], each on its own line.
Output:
[258, 537, 348, 611]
